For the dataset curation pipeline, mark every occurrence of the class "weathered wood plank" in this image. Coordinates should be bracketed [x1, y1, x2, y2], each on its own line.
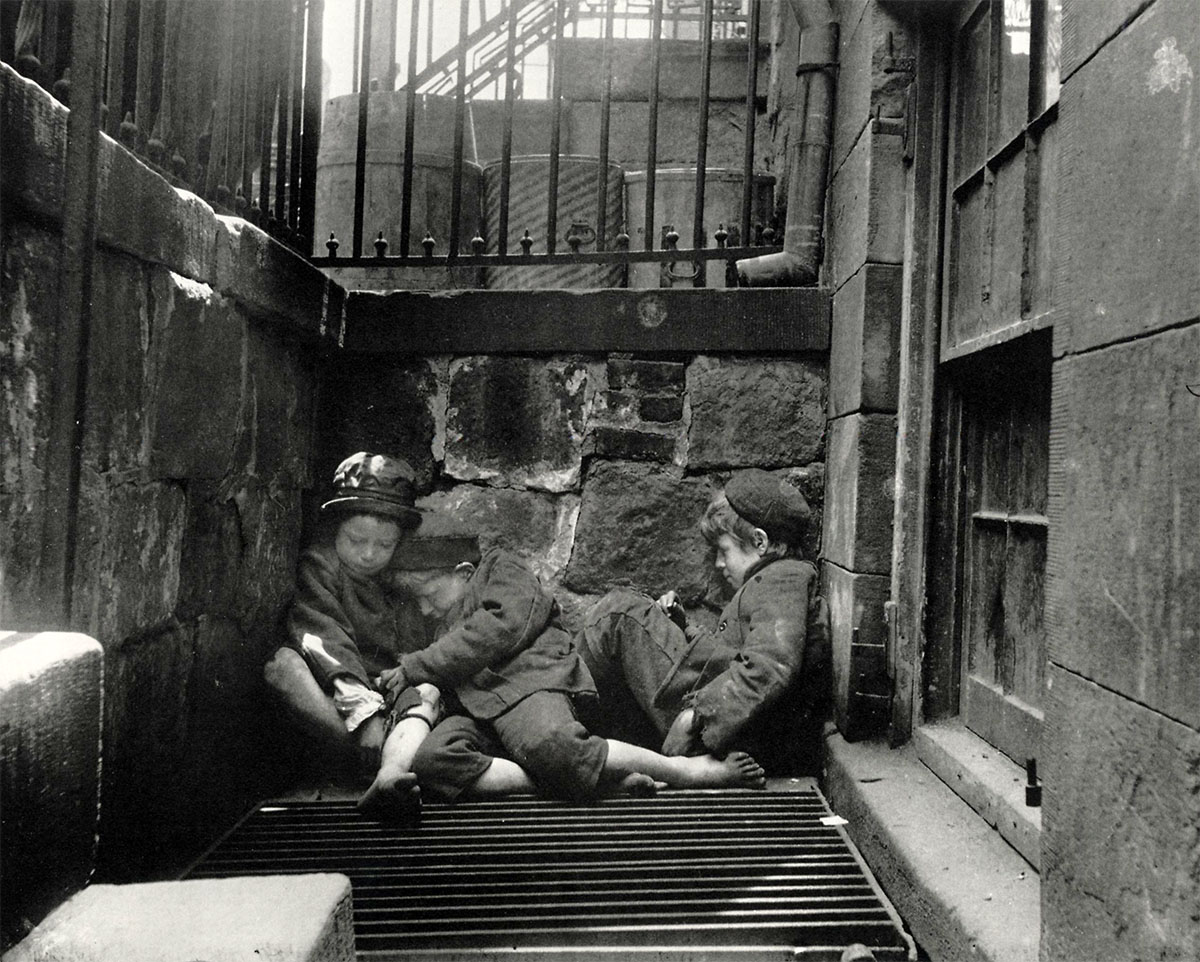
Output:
[343, 287, 830, 354]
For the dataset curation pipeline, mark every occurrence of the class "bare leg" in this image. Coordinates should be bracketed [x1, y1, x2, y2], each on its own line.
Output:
[603, 740, 766, 790]
[263, 647, 351, 748]
[461, 757, 539, 797]
[358, 684, 442, 818]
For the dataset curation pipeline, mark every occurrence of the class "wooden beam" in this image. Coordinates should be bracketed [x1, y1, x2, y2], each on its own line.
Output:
[344, 287, 830, 355]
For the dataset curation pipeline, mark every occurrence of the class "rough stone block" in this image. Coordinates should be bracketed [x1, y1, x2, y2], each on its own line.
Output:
[146, 270, 247, 480]
[446, 356, 589, 493]
[0, 632, 102, 951]
[830, 264, 902, 417]
[417, 485, 578, 586]
[176, 486, 244, 622]
[1, 224, 62, 625]
[638, 394, 684, 423]
[1048, 326, 1199, 727]
[0, 64, 67, 220]
[828, 131, 906, 290]
[4, 874, 356, 962]
[242, 325, 316, 487]
[607, 357, 686, 394]
[597, 390, 640, 424]
[71, 476, 187, 645]
[822, 413, 896, 575]
[1056, 0, 1199, 355]
[84, 249, 150, 474]
[586, 425, 678, 464]
[687, 355, 827, 469]
[825, 563, 890, 741]
[230, 483, 306, 645]
[564, 461, 719, 601]
[1042, 664, 1200, 962]
[319, 355, 440, 492]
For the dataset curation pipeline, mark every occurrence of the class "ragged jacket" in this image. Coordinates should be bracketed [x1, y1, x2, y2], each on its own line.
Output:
[662, 556, 828, 767]
[398, 549, 595, 720]
[286, 542, 430, 690]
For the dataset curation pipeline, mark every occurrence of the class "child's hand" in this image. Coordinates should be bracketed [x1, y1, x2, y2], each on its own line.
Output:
[656, 590, 688, 630]
[376, 666, 409, 697]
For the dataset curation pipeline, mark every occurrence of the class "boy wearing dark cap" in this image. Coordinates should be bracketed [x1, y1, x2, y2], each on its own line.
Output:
[264, 452, 441, 817]
[385, 514, 768, 803]
[578, 468, 829, 776]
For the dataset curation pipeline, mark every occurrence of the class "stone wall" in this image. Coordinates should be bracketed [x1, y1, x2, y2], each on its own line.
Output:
[1043, 1, 1199, 957]
[317, 348, 827, 632]
[1, 63, 341, 885]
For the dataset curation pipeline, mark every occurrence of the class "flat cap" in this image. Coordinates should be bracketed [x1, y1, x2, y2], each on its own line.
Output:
[390, 511, 482, 570]
[725, 469, 811, 544]
[321, 452, 420, 526]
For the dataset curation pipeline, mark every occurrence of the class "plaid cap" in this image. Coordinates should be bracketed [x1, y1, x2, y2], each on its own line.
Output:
[725, 469, 811, 544]
[390, 511, 482, 570]
[321, 452, 420, 526]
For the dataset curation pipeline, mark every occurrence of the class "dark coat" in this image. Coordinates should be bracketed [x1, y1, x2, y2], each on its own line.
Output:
[663, 556, 827, 766]
[286, 542, 429, 690]
[399, 549, 595, 720]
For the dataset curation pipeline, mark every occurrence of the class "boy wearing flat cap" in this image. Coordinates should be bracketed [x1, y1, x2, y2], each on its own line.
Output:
[386, 514, 767, 803]
[264, 452, 442, 817]
[578, 468, 829, 775]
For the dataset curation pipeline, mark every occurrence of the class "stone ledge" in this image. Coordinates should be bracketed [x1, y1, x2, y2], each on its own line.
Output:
[3, 874, 355, 962]
[824, 733, 1040, 962]
[913, 720, 1041, 870]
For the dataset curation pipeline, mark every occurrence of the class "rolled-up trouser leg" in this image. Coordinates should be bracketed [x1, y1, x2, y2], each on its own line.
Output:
[492, 691, 609, 801]
[410, 715, 501, 803]
[576, 589, 695, 736]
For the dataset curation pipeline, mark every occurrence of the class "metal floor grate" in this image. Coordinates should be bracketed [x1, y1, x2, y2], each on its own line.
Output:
[186, 783, 916, 960]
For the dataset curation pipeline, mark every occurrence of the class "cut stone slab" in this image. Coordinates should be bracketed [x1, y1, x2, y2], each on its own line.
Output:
[0, 632, 102, 952]
[3, 875, 356, 962]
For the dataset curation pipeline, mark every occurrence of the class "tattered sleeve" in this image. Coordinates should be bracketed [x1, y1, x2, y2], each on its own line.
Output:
[286, 550, 372, 689]
[400, 553, 553, 688]
[689, 562, 816, 754]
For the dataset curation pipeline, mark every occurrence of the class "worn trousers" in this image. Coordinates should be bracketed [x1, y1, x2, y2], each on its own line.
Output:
[411, 690, 608, 803]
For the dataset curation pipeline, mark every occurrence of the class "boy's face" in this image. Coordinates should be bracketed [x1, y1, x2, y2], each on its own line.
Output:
[334, 514, 402, 578]
[714, 532, 765, 589]
[397, 565, 473, 620]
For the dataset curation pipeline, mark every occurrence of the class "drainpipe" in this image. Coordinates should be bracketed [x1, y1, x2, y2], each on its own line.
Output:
[736, 0, 838, 287]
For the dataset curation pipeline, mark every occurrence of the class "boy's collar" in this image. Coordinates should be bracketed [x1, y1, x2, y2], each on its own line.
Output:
[743, 554, 783, 582]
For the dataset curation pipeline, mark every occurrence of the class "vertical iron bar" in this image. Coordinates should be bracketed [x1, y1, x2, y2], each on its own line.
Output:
[104, 0, 130, 138]
[594, 0, 615, 250]
[352, 0, 362, 92]
[206, 0, 236, 203]
[134, 0, 159, 151]
[152, 0, 180, 170]
[497, 0, 522, 256]
[43, 0, 105, 625]
[448, 0, 470, 260]
[352, 0, 374, 257]
[287, 0, 304, 230]
[545, 0, 566, 254]
[257, 5, 276, 223]
[642, 0, 663, 250]
[239, 1, 256, 211]
[399, 0, 420, 256]
[691, 0, 714, 283]
[425, 0, 433, 69]
[739, 0, 760, 245]
[299, 0, 325, 249]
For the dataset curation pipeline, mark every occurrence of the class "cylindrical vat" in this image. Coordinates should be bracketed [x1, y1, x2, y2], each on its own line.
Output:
[483, 155, 625, 290]
[624, 168, 775, 288]
[315, 92, 484, 288]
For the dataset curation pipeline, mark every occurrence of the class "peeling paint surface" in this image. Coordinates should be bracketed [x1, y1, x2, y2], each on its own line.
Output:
[1147, 37, 1193, 94]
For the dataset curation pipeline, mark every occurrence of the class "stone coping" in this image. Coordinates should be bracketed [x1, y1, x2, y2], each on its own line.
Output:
[824, 733, 1040, 962]
[2, 874, 355, 962]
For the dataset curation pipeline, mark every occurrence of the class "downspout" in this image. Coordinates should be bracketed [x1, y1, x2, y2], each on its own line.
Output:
[736, 0, 838, 286]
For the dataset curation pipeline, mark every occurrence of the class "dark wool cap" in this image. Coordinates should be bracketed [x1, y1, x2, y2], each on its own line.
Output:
[321, 452, 421, 526]
[725, 469, 811, 544]
[390, 511, 483, 570]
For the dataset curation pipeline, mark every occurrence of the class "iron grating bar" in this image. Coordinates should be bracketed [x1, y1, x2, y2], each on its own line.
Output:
[186, 785, 916, 960]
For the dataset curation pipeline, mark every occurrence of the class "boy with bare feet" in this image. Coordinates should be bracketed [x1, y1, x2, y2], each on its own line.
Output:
[263, 452, 441, 819]
[578, 469, 830, 777]
[384, 513, 767, 803]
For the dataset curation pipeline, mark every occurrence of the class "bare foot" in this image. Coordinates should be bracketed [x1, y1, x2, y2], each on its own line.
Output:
[676, 750, 766, 789]
[618, 772, 665, 797]
[357, 770, 421, 820]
